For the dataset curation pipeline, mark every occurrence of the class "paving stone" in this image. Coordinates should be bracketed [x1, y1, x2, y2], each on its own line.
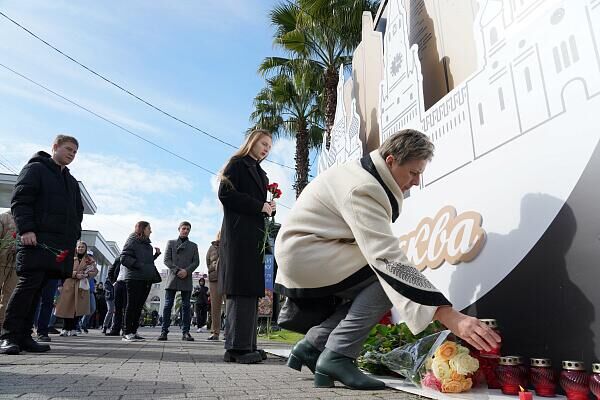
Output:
[0, 327, 423, 400]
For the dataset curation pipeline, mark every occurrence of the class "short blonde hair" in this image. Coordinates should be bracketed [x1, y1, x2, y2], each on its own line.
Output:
[53, 134, 79, 148]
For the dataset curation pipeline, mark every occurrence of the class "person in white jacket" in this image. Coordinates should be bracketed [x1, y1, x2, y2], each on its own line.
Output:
[274, 129, 500, 390]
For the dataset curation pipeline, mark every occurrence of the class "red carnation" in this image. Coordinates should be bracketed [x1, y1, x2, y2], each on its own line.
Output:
[55, 250, 69, 263]
[11, 231, 17, 239]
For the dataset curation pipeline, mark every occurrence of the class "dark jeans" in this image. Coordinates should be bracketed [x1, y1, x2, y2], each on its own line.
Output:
[110, 281, 127, 333]
[35, 279, 59, 336]
[195, 303, 208, 328]
[1, 269, 50, 341]
[161, 289, 191, 334]
[224, 295, 258, 351]
[123, 280, 151, 335]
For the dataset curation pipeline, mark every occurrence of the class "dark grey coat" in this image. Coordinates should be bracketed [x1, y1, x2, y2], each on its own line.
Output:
[163, 238, 199, 291]
[120, 234, 159, 281]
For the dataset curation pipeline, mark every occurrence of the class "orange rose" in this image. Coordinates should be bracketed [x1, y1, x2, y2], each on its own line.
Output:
[461, 377, 473, 391]
[441, 379, 463, 393]
[435, 341, 458, 361]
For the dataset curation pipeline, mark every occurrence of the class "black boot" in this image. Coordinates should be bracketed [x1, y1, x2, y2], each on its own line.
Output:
[287, 338, 321, 373]
[314, 348, 385, 390]
[223, 350, 262, 364]
[0, 338, 20, 355]
[19, 336, 50, 353]
[157, 332, 168, 341]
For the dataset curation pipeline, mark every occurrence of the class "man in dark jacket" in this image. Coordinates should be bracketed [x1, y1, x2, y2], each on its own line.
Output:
[1, 135, 83, 355]
[157, 221, 199, 341]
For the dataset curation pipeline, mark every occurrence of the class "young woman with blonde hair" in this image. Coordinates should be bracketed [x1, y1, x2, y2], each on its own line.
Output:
[218, 129, 276, 364]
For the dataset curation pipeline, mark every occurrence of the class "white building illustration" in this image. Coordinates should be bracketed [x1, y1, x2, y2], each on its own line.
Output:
[318, 67, 363, 174]
[379, 0, 600, 189]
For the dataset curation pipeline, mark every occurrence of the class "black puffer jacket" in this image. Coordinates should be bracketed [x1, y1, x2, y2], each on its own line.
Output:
[120, 233, 159, 281]
[11, 151, 83, 277]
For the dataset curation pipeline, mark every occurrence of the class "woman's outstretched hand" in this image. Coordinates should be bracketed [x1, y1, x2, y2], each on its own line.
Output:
[434, 306, 501, 351]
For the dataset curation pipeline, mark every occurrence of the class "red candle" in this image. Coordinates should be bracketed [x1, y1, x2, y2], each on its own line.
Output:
[530, 358, 557, 397]
[497, 356, 522, 395]
[590, 363, 600, 400]
[479, 319, 502, 357]
[519, 388, 534, 400]
[560, 361, 589, 400]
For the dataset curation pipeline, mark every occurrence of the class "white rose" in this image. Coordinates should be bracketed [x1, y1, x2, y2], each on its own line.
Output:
[425, 356, 434, 370]
[449, 353, 480, 375]
[456, 345, 470, 355]
[432, 358, 452, 380]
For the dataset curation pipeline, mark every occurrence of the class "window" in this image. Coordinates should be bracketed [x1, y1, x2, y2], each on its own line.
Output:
[553, 47, 562, 73]
[561, 41, 571, 68]
[524, 67, 532, 92]
[498, 88, 505, 110]
[478, 103, 485, 125]
[569, 35, 579, 63]
[490, 27, 498, 46]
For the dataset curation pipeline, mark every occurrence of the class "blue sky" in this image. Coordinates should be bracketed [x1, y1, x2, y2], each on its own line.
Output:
[0, 1, 307, 271]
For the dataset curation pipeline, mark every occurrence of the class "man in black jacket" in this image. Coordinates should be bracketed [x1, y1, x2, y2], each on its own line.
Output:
[0, 135, 83, 355]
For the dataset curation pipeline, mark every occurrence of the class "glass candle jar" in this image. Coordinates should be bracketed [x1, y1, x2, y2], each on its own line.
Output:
[560, 361, 589, 400]
[530, 358, 557, 397]
[479, 319, 502, 357]
[507, 355, 529, 388]
[497, 356, 522, 395]
[590, 363, 600, 400]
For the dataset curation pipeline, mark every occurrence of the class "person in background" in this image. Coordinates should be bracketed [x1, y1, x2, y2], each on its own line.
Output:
[1, 135, 83, 355]
[218, 129, 276, 364]
[192, 278, 209, 333]
[0, 211, 17, 332]
[105, 258, 126, 336]
[205, 232, 223, 341]
[120, 221, 161, 342]
[102, 278, 114, 334]
[158, 221, 199, 341]
[54, 241, 97, 337]
[94, 281, 107, 330]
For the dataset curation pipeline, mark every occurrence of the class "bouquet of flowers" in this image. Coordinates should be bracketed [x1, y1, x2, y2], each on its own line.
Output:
[363, 330, 480, 394]
[421, 340, 480, 393]
[260, 182, 282, 255]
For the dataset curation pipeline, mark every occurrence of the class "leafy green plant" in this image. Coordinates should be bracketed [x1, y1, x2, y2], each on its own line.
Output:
[357, 321, 445, 375]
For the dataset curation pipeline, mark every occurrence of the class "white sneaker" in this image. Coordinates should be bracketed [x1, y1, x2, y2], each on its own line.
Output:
[196, 328, 202, 333]
[59, 330, 67, 337]
[122, 333, 139, 342]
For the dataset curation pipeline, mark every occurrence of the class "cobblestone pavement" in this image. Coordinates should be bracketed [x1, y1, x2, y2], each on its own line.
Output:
[0, 327, 422, 400]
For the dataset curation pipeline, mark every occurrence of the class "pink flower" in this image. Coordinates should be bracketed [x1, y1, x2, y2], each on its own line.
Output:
[422, 372, 442, 392]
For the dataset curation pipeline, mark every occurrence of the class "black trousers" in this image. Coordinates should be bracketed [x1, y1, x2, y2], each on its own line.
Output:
[63, 316, 80, 331]
[123, 280, 151, 335]
[0, 268, 50, 340]
[195, 303, 208, 328]
[110, 280, 127, 333]
[224, 295, 258, 351]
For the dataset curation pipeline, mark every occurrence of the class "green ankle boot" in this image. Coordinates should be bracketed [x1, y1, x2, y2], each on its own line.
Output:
[314, 348, 386, 390]
[287, 338, 322, 373]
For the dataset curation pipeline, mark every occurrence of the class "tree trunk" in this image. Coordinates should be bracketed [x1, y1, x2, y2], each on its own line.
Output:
[294, 121, 310, 197]
[324, 65, 339, 150]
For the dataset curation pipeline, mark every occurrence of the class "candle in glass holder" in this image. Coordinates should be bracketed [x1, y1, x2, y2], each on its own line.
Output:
[560, 361, 589, 400]
[507, 355, 529, 388]
[497, 356, 522, 395]
[479, 319, 502, 357]
[530, 358, 557, 397]
[590, 363, 600, 400]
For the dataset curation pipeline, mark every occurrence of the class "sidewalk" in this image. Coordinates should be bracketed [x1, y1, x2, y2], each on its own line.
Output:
[0, 327, 419, 400]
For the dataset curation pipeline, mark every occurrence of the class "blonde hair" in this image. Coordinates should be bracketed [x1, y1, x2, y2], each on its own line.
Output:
[219, 129, 272, 187]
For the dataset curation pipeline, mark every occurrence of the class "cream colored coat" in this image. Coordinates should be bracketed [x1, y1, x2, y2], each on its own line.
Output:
[274, 150, 450, 334]
[54, 255, 98, 318]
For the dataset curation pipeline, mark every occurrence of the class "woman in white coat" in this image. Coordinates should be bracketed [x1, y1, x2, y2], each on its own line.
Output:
[275, 129, 500, 390]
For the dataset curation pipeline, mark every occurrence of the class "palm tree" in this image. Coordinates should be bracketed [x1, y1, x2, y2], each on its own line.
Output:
[261, 0, 380, 149]
[251, 61, 324, 196]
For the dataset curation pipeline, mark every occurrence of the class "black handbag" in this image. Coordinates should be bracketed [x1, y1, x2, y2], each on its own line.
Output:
[150, 266, 162, 284]
[277, 296, 340, 334]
